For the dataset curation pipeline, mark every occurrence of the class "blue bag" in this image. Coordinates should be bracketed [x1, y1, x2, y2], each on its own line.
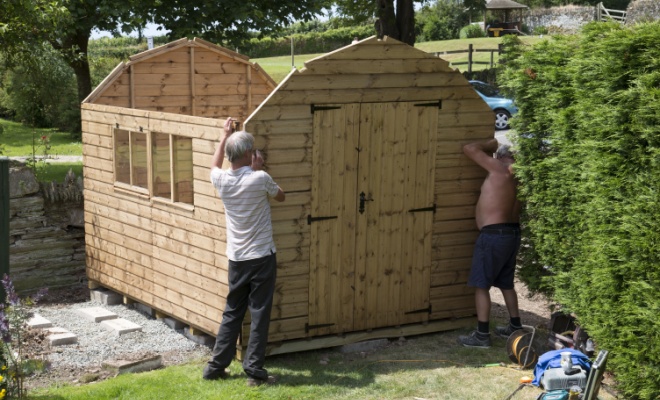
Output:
[532, 348, 592, 387]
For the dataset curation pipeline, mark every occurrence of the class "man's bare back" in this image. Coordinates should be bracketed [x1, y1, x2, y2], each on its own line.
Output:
[463, 139, 520, 229]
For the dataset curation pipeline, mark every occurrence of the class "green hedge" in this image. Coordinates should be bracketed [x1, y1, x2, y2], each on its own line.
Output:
[501, 21, 660, 399]
[238, 25, 375, 58]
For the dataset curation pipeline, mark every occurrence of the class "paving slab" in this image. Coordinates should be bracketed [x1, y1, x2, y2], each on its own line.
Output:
[339, 338, 388, 353]
[47, 327, 78, 346]
[74, 307, 118, 323]
[102, 354, 163, 375]
[100, 318, 142, 335]
[27, 313, 53, 329]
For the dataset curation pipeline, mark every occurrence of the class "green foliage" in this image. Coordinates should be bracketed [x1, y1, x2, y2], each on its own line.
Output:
[0, 275, 48, 399]
[415, 2, 469, 41]
[501, 21, 660, 399]
[240, 26, 375, 58]
[0, 43, 80, 134]
[460, 24, 487, 39]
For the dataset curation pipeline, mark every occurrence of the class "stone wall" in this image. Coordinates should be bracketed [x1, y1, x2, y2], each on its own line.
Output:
[8, 164, 85, 292]
[625, 0, 660, 24]
[525, 5, 596, 34]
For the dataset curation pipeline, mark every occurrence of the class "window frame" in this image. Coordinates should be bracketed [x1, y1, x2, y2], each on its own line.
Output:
[113, 127, 194, 211]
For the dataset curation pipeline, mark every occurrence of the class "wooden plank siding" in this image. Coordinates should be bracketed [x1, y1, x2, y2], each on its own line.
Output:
[82, 38, 277, 337]
[84, 35, 494, 356]
[241, 35, 493, 352]
[87, 39, 276, 121]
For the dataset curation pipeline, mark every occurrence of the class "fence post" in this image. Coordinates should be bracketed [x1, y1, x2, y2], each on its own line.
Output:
[468, 43, 473, 73]
[596, 2, 602, 22]
[0, 157, 10, 301]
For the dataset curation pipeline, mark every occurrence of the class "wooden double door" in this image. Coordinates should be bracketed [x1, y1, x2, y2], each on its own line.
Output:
[308, 101, 438, 336]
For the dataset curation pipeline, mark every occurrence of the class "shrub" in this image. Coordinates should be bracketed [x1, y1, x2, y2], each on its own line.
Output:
[0, 275, 48, 399]
[0, 43, 80, 134]
[501, 21, 660, 399]
[415, 2, 468, 41]
[460, 24, 486, 39]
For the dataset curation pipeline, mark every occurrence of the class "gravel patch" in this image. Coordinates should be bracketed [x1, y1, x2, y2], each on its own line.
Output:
[26, 297, 212, 389]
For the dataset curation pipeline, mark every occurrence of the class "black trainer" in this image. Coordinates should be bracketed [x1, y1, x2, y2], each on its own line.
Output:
[202, 365, 230, 380]
[246, 375, 278, 387]
[458, 330, 492, 348]
[495, 324, 523, 338]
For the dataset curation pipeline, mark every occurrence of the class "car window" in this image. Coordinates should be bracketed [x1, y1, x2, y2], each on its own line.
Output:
[470, 81, 503, 98]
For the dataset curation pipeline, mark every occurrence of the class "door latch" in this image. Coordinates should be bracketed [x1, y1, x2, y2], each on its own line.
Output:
[359, 192, 373, 214]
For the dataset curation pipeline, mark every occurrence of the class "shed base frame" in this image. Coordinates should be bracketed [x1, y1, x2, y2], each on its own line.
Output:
[246, 317, 477, 359]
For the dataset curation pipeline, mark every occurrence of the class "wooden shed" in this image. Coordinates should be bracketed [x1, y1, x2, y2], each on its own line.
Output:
[82, 36, 495, 356]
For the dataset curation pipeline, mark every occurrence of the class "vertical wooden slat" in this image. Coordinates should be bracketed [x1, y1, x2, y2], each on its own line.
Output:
[130, 65, 135, 109]
[246, 65, 252, 115]
[190, 46, 196, 116]
[169, 134, 176, 201]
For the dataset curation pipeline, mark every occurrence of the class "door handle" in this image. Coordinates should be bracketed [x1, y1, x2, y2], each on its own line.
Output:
[359, 192, 373, 214]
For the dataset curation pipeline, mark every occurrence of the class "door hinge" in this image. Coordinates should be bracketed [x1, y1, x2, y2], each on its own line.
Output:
[311, 104, 342, 113]
[405, 305, 432, 315]
[414, 100, 442, 109]
[408, 204, 436, 214]
[305, 323, 336, 333]
[307, 215, 338, 225]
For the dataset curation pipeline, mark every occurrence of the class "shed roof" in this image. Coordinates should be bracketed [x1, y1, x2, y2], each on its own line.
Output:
[486, 0, 529, 10]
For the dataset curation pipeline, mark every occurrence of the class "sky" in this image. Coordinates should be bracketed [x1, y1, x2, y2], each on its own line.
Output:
[90, 23, 170, 39]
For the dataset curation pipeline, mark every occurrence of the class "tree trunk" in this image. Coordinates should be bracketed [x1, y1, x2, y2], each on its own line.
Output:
[375, 0, 416, 46]
[375, 0, 399, 40]
[52, 29, 92, 104]
[396, 0, 415, 46]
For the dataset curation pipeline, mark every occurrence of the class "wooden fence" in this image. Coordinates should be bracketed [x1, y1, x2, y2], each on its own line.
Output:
[597, 2, 627, 23]
[433, 44, 503, 73]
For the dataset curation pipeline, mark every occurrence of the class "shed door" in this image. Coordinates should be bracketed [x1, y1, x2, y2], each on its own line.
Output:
[309, 102, 437, 335]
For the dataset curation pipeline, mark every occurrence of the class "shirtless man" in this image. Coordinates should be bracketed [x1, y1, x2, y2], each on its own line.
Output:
[458, 138, 522, 348]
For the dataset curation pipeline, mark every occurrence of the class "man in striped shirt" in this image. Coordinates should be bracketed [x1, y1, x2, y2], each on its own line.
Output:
[203, 117, 285, 386]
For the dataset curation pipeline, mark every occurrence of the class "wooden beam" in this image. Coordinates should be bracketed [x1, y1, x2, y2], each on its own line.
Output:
[83, 62, 127, 104]
[190, 46, 196, 116]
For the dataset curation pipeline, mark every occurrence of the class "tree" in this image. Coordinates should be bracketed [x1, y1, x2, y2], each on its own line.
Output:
[333, 0, 427, 46]
[1, 0, 330, 106]
[149, 0, 331, 46]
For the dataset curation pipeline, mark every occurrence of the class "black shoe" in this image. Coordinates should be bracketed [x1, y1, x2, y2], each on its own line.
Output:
[458, 330, 492, 348]
[246, 375, 278, 387]
[203, 365, 230, 380]
[495, 324, 523, 338]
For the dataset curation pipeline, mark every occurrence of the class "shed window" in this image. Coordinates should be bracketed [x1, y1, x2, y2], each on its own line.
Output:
[152, 133, 193, 205]
[113, 128, 193, 206]
[114, 129, 148, 190]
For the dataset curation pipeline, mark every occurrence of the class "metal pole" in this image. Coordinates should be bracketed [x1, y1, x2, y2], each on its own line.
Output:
[0, 157, 10, 301]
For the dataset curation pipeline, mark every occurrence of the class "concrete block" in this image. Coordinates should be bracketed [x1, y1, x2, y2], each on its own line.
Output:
[47, 327, 77, 346]
[183, 327, 215, 346]
[134, 302, 155, 318]
[27, 313, 53, 329]
[161, 317, 186, 330]
[102, 354, 163, 375]
[90, 288, 123, 305]
[74, 307, 118, 323]
[100, 318, 142, 336]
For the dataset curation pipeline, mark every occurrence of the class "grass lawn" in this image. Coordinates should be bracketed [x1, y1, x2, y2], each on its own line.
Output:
[29, 330, 560, 400]
[254, 36, 548, 82]
[28, 328, 618, 400]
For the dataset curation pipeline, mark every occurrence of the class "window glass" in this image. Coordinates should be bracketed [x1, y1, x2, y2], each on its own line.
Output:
[115, 129, 130, 184]
[152, 132, 172, 199]
[131, 132, 148, 189]
[173, 136, 194, 204]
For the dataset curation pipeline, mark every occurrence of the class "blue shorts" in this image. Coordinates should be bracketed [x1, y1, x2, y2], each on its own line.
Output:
[468, 223, 521, 290]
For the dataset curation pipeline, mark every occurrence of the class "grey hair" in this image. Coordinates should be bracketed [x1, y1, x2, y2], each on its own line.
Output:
[496, 144, 514, 159]
[224, 131, 254, 162]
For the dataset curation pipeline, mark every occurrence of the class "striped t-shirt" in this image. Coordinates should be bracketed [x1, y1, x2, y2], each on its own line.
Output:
[210, 166, 280, 261]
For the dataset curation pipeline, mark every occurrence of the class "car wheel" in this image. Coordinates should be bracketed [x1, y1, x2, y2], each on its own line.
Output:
[494, 109, 511, 130]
